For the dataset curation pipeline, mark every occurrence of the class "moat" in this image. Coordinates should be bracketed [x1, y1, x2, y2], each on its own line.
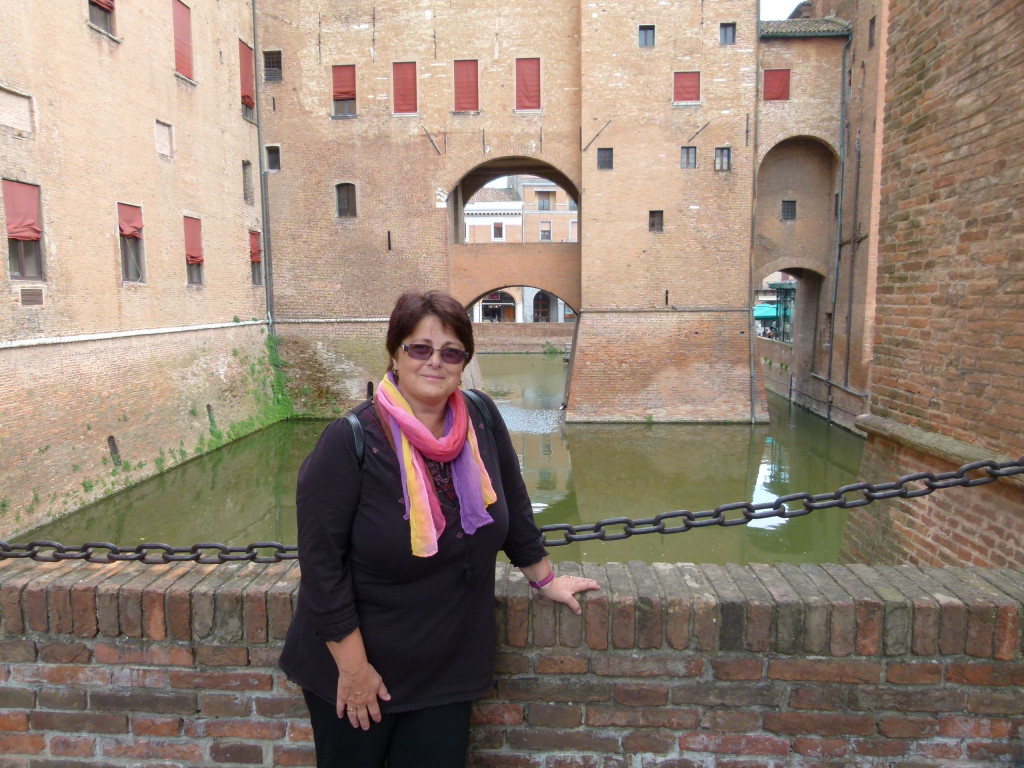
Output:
[15, 354, 864, 565]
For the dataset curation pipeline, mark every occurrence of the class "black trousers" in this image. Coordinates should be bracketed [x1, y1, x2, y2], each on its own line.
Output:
[302, 689, 471, 768]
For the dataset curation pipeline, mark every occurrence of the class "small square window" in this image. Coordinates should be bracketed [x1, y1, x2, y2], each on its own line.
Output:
[266, 146, 281, 171]
[597, 148, 613, 170]
[680, 146, 697, 169]
[720, 23, 736, 45]
[639, 25, 655, 47]
[334, 99, 357, 117]
[715, 147, 732, 171]
[8, 239, 43, 280]
[781, 200, 797, 220]
[649, 211, 664, 233]
[264, 50, 282, 81]
[88, 1, 114, 34]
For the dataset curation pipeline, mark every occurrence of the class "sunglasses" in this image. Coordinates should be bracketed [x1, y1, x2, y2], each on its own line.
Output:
[401, 343, 470, 365]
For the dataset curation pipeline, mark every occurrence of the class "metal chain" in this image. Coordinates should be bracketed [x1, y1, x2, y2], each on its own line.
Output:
[1, 456, 1021, 563]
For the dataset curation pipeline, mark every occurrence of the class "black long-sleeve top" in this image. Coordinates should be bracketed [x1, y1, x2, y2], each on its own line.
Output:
[279, 390, 547, 712]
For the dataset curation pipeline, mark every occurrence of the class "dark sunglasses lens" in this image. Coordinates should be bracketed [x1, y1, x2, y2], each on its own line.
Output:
[406, 344, 433, 360]
[440, 349, 466, 364]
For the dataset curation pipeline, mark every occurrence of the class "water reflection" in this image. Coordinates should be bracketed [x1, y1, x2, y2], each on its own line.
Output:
[17, 354, 864, 566]
[478, 354, 863, 565]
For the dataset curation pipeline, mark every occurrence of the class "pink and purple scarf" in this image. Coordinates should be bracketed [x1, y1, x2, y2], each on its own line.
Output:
[376, 373, 496, 557]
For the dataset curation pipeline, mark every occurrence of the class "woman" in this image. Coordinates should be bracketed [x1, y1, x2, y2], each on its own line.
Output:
[279, 290, 599, 768]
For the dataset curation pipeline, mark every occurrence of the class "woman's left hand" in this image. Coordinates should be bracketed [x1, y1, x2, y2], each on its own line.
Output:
[537, 575, 600, 615]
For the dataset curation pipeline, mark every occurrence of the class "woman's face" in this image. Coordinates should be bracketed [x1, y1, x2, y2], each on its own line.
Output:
[391, 314, 466, 412]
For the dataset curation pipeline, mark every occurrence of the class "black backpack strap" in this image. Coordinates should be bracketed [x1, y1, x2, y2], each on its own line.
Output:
[343, 410, 365, 467]
[462, 388, 494, 432]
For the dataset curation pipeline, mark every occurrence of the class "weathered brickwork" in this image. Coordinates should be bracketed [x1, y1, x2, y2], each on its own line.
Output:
[0, 325, 278, 537]
[872, 0, 1023, 454]
[0, 1, 270, 533]
[0, 559, 1021, 767]
[851, 0, 1024, 568]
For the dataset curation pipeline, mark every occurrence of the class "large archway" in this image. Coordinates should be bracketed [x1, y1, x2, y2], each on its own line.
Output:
[449, 158, 582, 313]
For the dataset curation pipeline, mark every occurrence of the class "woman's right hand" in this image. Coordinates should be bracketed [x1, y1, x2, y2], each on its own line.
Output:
[327, 629, 392, 730]
[336, 661, 391, 730]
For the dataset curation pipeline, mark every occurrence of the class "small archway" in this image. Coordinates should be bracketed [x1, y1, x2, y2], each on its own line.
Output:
[467, 285, 577, 324]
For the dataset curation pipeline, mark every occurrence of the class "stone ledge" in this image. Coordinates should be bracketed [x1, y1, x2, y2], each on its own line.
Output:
[1, 559, 1021, 661]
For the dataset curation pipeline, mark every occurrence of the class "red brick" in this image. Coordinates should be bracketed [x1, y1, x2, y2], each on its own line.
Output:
[711, 658, 762, 681]
[586, 706, 700, 730]
[49, 735, 96, 757]
[102, 738, 203, 761]
[763, 712, 875, 737]
[678, 732, 790, 756]
[613, 683, 669, 707]
[886, 662, 941, 684]
[946, 662, 1024, 686]
[534, 653, 588, 675]
[471, 703, 524, 726]
[525, 703, 579, 727]
[792, 737, 847, 757]
[767, 659, 880, 684]
[210, 742, 265, 764]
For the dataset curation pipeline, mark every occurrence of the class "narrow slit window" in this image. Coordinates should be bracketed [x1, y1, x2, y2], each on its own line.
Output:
[333, 65, 357, 117]
[118, 203, 145, 282]
[172, 0, 193, 80]
[184, 215, 204, 284]
[515, 58, 541, 110]
[454, 60, 479, 112]
[336, 183, 357, 217]
[393, 62, 417, 114]
[239, 40, 255, 119]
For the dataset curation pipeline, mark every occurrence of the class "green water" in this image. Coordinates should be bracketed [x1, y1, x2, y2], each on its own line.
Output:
[16, 354, 864, 565]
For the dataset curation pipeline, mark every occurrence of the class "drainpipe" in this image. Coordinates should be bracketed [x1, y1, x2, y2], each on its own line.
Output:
[747, 18, 763, 425]
[824, 36, 851, 423]
[844, 134, 862, 387]
[252, 0, 275, 334]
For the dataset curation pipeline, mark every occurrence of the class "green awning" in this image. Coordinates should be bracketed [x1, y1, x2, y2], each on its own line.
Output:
[753, 304, 779, 320]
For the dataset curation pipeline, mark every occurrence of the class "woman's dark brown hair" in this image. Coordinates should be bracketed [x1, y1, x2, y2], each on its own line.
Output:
[386, 290, 474, 367]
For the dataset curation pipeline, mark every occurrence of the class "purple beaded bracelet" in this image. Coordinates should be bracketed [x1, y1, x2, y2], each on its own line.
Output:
[529, 571, 555, 589]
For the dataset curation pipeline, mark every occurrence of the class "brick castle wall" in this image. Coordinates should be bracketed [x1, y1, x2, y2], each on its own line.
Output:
[0, 325, 278, 538]
[850, 0, 1024, 567]
[0, 558, 1021, 767]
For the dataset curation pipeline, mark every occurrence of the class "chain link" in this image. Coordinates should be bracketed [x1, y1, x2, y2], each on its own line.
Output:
[2, 456, 1020, 562]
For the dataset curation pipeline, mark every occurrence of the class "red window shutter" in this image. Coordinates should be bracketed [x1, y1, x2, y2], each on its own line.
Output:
[239, 40, 255, 108]
[454, 59, 478, 112]
[184, 216, 204, 264]
[117, 203, 143, 239]
[1, 180, 42, 241]
[173, 0, 193, 80]
[249, 230, 262, 262]
[515, 58, 540, 110]
[674, 71, 700, 102]
[393, 62, 417, 114]
[332, 64, 356, 101]
[92, 0, 115, 10]
[763, 69, 791, 100]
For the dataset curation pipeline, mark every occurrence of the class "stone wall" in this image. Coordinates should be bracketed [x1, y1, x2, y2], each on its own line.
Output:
[1, 558, 1021, 767]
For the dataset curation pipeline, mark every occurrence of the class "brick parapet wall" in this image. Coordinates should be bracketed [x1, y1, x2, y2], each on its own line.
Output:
[1, 558, 1021, 767]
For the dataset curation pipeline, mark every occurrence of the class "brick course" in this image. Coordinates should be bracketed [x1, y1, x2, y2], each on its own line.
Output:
[1, 558, 1021, 767]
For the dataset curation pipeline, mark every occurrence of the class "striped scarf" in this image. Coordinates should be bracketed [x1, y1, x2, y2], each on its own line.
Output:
[376, 373, 496, 557]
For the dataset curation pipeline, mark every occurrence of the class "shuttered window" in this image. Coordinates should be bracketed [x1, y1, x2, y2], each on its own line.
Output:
[673, 72, 700, 103]
[172, 0, 193, 80]
[763, 69, 791, 101]
[515, 58, 541, 110]
[393, 62, 417, 114]
[454, 60, 479, 112]
[239, 40, 255, 116]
